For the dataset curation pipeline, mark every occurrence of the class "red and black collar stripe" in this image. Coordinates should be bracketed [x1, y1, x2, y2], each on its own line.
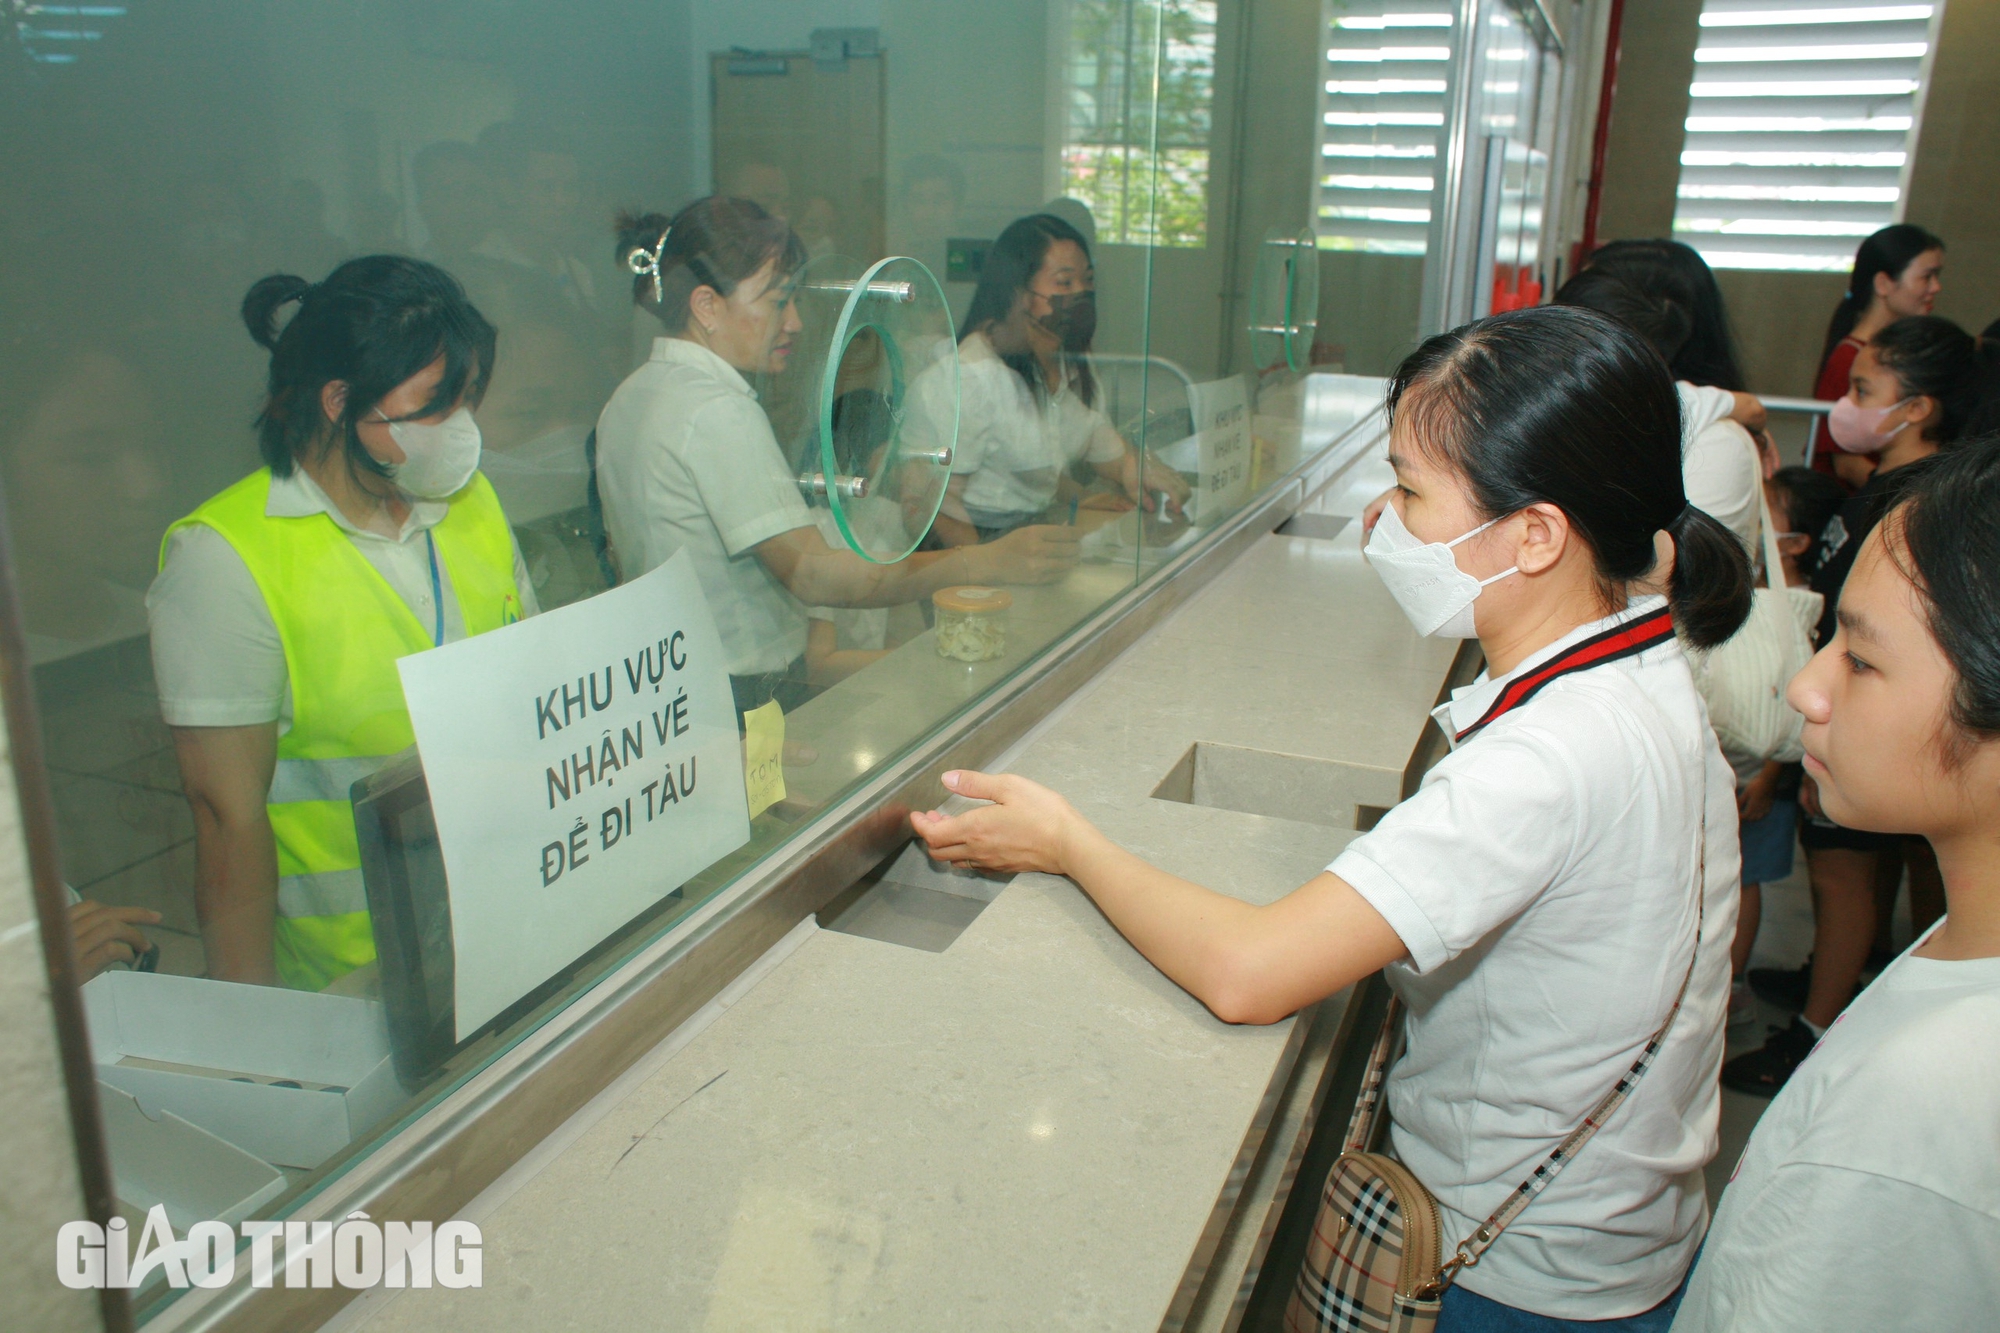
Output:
[1454, 607, 1677, 744]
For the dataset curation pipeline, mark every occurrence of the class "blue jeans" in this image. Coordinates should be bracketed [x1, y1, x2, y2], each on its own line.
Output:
[1435, 1257, 1694, 1333]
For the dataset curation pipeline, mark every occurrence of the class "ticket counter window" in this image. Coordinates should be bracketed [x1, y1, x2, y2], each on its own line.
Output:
[0, 4, 1347, 1317]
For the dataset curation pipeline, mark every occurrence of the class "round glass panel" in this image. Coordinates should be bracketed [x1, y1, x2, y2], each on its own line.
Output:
[1248, 228, 1319, 374]
[816, 255, 958, 564]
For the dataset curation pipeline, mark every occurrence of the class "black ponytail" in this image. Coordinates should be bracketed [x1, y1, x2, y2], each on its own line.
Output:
[240, 274, 312, 351]
[1821, 223, 1943, 368]
[1665, 504, 1756, 649]
[1387, 305, 1753, 650]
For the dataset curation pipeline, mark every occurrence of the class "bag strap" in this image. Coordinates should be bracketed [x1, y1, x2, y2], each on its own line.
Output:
[1342, 988, 1404, 1155]
[1431, 818, 1707, 1291]
[1755, 482, 1786, 597]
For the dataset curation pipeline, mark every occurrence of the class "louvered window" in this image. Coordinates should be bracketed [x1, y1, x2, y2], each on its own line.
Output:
[1316, 2, 1455, 255]
[1672, 2, 1936, 272]
[7, 1, 128, 65]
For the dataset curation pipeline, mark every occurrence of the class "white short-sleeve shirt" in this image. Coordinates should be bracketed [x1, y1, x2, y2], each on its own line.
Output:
[594, 338, 818, 675]
[924, 330, 1125, 523]
[146, 467, 539, 732]
[1672, 936, 2000, 1333]
[1675, 382, 1761, 555]
[1329, 597, 1738, 1319]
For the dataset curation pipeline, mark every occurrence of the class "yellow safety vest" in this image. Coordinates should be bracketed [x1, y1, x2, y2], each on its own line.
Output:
[164, 468, 521, 991]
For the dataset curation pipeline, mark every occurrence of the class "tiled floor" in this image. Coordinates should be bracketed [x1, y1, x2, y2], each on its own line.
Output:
[35, 637, 206, 976]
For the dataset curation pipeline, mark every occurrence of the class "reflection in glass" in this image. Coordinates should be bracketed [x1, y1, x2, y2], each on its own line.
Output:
[927, 213, 1189, 547]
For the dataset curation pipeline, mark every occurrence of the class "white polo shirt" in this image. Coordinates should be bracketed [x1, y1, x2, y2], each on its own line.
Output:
[594, 337, 818, 675]
[1676, 382, 1761, 556]
[909, 330, 1125, 524]
[1672, 934, 2000, 1332]
[1329, 596, 1738, 1319]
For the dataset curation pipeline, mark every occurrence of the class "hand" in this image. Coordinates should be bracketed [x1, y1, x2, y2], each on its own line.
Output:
[1136, 467, 1192, 518]
[972, 524, 1079, 584]
[1079, 491, 1132, 513]
[1730, 390, 1769, 434]
[1736, 773, 1777, 824]
[910, 769, 1090, 877]
[69, 900, 161, 981]
[1799, 772, 1823, 820]
[1361, 486, 1395, 538]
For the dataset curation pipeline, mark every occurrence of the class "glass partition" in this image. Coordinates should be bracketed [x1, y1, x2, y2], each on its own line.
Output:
[0, 0, 1398, 1319]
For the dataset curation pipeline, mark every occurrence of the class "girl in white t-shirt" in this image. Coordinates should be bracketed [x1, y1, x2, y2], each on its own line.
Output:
[912, 305, 1755, 1327]
[1673, 442, 2000, 1332]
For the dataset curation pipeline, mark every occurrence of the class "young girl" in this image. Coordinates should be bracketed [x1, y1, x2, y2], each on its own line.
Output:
[1810, 225, 1944, 487]
[913, 306, 1753, 1328]
[1732, 315, 1984, 1093]
[1674, 442, 2000, 1331]
[1728, 467, 1845, 1026]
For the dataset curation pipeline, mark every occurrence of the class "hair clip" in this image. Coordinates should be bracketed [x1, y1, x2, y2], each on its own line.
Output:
[628, 226, 671, 304]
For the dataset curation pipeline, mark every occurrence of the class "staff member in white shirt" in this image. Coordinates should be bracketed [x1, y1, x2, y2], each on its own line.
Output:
[1673, 440, 2000, 1332]
[595, 198, 1076, 714]
[911, 212, 1188, 544]
[913, 306, 1754, 1329]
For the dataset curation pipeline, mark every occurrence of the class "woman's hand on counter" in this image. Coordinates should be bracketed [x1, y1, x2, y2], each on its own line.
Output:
[912, 770, 1409, 1026]
[911, 770, 1087, 877]
[968, 524, 1080, 585]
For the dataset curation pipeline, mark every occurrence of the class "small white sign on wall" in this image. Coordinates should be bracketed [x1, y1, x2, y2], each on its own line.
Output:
[1191, 375, 1251, 524]
[399, 551, 750, 1038]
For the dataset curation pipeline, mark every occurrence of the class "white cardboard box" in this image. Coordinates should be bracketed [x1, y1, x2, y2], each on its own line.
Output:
[99, 1082, 285, 1230]
[84, 971, 402, 1169]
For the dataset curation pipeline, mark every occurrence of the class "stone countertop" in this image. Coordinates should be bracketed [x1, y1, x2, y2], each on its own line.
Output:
[350, 509, 1458, 1332]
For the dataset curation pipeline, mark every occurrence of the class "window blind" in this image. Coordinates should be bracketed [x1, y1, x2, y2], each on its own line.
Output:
[1672, 1, 1935, 272]
[1317, 2, 1455, 255]
[8, 1, 129, 66]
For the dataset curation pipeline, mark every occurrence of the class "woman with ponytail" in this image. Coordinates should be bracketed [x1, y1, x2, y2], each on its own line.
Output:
[912, 306, 1749, 1328]
[147, 256, 537, 991]
[1811, 224, 1944, 486]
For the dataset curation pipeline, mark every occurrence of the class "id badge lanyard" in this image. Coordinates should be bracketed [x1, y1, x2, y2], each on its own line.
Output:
[425, 530, 445, 648]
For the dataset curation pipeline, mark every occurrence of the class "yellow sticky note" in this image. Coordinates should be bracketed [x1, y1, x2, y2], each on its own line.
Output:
[742, 700, 786, 820]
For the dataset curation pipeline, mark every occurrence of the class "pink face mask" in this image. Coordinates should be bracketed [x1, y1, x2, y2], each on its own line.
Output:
[1827, 393, 1911, 455]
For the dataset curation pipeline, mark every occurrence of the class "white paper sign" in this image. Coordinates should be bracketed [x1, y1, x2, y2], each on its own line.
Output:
[1191, 375, 1251, 523]
[398, 552, 750, 1037]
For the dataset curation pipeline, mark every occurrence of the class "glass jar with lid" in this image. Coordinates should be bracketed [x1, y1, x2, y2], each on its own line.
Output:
[933, 586, 1012, 662]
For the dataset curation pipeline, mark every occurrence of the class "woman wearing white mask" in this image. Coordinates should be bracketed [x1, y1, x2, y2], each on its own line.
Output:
[148, 257, 537, 991]
[1725, 314, 1986, 1095]
[911, 306, 1753, 1329]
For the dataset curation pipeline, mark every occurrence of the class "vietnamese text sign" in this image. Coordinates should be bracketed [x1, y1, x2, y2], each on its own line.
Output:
[1192, 375, 1251, 524]
[399, 552, 749, 1037]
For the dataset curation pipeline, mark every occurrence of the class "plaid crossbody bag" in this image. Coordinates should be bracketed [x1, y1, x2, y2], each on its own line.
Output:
[1284, 894, 1704, 1333]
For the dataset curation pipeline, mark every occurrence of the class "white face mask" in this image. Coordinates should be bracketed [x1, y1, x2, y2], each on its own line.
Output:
[1363, 501, 1518, 639]
[377, 406, 482, 499]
